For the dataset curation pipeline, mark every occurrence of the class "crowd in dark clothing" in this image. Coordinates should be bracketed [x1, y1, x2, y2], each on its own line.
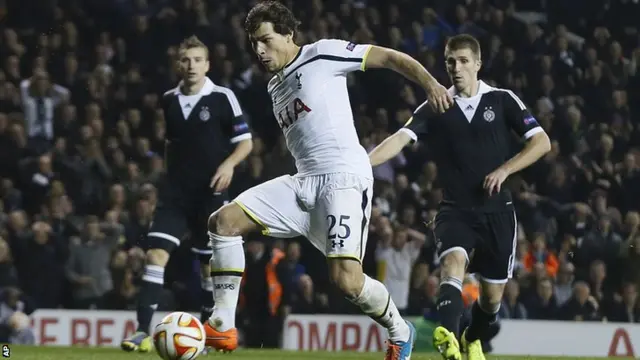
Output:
[1, 0, 640, 345]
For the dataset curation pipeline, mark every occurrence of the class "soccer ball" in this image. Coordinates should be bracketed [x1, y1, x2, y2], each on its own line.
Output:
[152, 312, 206, 360]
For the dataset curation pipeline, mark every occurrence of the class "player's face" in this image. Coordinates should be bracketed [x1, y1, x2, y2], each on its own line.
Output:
[249, 22, 294, 72]
[178, 47, 210, 84]
[445, 47, 481, 91]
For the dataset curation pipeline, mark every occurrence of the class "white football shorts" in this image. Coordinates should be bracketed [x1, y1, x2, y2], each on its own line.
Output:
[233, 173, 373, 261]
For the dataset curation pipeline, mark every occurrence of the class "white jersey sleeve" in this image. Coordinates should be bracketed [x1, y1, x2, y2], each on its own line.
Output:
[316, 39, 373, 74]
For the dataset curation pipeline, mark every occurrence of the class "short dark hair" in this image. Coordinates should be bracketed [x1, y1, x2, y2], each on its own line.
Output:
[244, 1, 301, 36]
[445, 34, 481, 59]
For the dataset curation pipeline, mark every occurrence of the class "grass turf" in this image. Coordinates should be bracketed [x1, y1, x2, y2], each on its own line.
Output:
[3, 346, 627, 360]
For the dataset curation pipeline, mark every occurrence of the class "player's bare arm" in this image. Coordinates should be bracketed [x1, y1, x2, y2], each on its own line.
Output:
[364, 46, 453, 113]
[210, 138, 253, 191]
[484, 131, 551, 195]
[369, 129, 413, 166]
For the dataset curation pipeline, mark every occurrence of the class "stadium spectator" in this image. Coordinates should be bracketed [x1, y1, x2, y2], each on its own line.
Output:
[375, 224, 425, 314]
[0, 287, 35, 345]
[12, 220, 67, 309]
[407, 262, 430, 315]
[554, 262, 576, 306]
[0, 237, 19, 289]
[65, 215, 122, 309]
[291, 274, 329, 314]
[280, 241, 306, 289]
[522, 277, 559, 320]
[523, 232, 560, 278]
[499, 280, 528, 319]
[560, 281, 601, 321]
[239, 240, 289, 348]
[19, 70, 69, 154]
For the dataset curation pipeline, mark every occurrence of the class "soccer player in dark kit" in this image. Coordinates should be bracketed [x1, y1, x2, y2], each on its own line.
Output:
[369, 34, 551, 360]
[121, 36, 253, 352]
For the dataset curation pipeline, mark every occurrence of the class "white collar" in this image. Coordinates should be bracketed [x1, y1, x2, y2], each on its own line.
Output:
[175, 77, 215, 96]
[449, 80, 493, 99]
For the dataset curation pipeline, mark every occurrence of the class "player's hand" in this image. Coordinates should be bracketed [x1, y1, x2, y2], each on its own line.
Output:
[425, 81, 453, 113]
[484, 167, 510, 196]
[210, 161, 235, 192]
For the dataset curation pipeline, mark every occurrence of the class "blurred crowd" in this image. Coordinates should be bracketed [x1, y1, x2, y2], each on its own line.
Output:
[1, 0, 640, 346]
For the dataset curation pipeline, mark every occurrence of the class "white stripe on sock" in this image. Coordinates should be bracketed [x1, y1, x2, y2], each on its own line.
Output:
[142, 265, 165, 284]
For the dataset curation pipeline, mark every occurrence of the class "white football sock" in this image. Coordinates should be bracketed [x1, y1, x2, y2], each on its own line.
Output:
[350, 275, 411, 343]
[208, 232, 244, 332]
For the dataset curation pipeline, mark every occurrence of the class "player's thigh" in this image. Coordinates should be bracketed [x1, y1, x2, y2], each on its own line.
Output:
[434, 206, 478, 270]
[189, 193, 229, 262]
[233, 175, 307, 238]
[312, 175, 373, 262]
[473, 210, 518, 284]
[148, 200, 189, 254]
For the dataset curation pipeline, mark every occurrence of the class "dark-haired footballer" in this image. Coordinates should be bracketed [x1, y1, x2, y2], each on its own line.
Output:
[370, 34, 551, 360]
[202, 1, 453, 359]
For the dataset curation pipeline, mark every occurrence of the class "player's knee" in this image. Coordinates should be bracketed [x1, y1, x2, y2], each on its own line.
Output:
[146, 248, 170, 267]
[327, 259, 364, 299]
[439, 249, 468, 279]
[208, 203, 255, 237]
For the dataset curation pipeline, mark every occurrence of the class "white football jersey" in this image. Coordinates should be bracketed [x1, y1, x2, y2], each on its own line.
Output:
[267, 39, 373, 178]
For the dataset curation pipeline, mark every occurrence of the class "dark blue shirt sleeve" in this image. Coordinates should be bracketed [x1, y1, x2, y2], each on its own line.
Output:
[501, 90, 543, 139]
[221, 89, 252, 144]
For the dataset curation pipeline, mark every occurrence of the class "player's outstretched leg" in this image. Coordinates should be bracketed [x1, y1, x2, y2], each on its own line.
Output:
[204, 203, 258, 353]
[328, 259, 415, 360]
[461, 281, 503, 360]
[121, 247, 171, 352]
[432, 250, 467, 360]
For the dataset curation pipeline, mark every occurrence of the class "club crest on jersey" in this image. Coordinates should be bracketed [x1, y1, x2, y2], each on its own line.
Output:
[483, 106, 495, 122]
[199, 106, 210, 121]
[346, 42, 356, 51]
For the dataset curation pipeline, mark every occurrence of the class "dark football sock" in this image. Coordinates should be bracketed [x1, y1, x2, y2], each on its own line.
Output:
[465, 301, 499, 342]
[437, 278, 464, 338]
[136, 265, 164, 334]
[200, 276, 215, 324]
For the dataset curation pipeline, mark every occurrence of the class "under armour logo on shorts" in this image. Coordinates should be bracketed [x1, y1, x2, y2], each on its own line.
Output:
[331, 240, 345, 248]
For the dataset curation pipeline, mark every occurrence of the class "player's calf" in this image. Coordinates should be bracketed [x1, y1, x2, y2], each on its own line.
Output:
[328, 259, 411, 344]
[436, 249, 467, 339]
[138, 248, 171, 332]
[206, 203, 254, 339]
[121, 247, 170, 352]
[327, 258, 364, 298]
[463, 281, 504, 347]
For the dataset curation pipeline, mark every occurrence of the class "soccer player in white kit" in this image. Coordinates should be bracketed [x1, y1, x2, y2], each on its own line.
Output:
[203, 2, 453, 359]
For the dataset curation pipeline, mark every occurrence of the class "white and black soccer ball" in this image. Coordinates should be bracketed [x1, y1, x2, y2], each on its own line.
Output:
[152, 312, 206, 360]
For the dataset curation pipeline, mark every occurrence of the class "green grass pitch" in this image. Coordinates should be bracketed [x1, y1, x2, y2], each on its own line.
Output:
[4, 346, 629, 360]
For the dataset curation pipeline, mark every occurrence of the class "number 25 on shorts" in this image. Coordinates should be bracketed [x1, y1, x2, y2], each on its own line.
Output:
[327, 214, 351, 248]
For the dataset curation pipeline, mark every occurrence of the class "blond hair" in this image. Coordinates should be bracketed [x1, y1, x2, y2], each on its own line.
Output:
[178, 35, 209, 59]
